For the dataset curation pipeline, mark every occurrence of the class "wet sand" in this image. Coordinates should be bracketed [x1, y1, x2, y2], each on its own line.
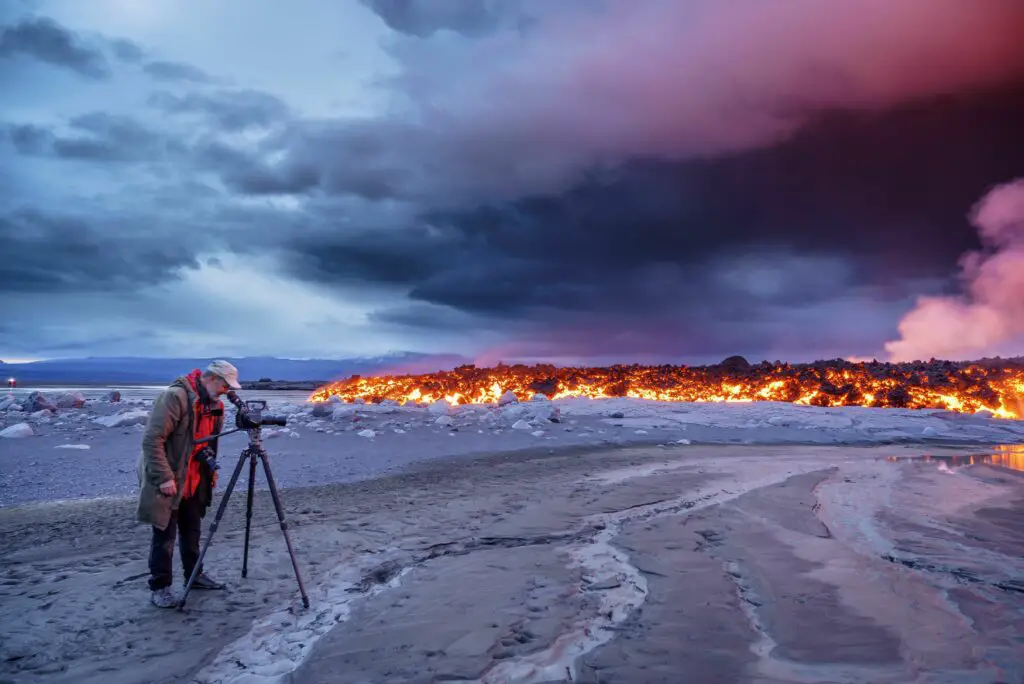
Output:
[0, 443, 1022, 683]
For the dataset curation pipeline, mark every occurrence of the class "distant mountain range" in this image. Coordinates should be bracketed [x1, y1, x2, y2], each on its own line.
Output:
[3, 353, 1021, 387]
[0, 353, 470, 385]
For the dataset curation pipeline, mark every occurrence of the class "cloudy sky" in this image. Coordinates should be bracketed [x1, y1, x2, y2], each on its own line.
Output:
[3, 0, 1024, 366]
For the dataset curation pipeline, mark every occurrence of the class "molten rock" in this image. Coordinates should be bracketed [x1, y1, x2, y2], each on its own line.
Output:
[310, 359, 1024, 419]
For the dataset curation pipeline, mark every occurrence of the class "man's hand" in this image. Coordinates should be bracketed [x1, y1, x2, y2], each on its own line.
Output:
[159, 480, 177, 496]
[212, 471, 219, 489]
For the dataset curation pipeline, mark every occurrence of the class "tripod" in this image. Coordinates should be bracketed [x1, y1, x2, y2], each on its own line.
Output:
[178, 422, 310, 610]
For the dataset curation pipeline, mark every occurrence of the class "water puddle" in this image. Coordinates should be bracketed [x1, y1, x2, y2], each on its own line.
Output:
[883, 444, 1024, 472]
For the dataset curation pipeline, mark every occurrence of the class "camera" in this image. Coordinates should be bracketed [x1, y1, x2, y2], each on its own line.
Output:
[194, 445, 219, 473]
[227, 393, 288, 429]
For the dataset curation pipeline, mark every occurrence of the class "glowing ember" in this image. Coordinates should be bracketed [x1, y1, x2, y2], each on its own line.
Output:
[310, 358, 1024, 420]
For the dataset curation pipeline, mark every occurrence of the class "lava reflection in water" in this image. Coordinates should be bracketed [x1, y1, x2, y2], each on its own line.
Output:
[886, 444, 1024, 472]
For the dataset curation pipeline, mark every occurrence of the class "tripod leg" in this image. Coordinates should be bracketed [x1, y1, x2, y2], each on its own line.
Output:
[242, 452, 257, 578]
[258, 451, 311, 608]
[178, 450, 247, 610]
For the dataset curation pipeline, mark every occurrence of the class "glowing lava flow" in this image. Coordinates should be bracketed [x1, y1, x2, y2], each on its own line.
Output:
[310, 359, 1024, 419]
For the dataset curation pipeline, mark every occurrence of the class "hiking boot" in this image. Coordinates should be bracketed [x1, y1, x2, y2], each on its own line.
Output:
[151, 587, 178, 609]
[189, 572, 225, 591]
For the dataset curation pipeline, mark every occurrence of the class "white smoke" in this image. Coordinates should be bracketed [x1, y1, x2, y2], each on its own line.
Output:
[885, 178, 1024, 361]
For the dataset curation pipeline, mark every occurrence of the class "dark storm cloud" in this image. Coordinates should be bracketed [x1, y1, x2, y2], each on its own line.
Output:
[148, 89, 291, 131]
[0, 209, 201, 293]
[359, 0, 522, 37]
[0, 15, 109, 78]
[110, 38, 144, 63]
[199, 140, 322, 195]
[4, 112, 186, 163]
[142, 60, 213, 83]
[273, 84, 1024, 360]
[8, 1, 1024, 362]
[0, 14, 211, 86]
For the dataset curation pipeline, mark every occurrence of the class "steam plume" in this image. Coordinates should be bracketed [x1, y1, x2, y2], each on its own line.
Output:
[885, 179, 1024, 361]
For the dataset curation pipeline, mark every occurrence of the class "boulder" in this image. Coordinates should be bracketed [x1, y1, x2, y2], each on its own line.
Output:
[105, 390, 122, 403]
[718, 355, 751, 372]
[23, 391, 57, 413]
[0, 422, 33, 438]
[55, 391, 86, 409]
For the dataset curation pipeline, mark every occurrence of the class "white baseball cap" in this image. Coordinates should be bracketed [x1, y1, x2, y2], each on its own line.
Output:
[206, 359, 242, 389]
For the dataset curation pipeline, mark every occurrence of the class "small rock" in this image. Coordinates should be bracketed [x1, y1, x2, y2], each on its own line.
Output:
[311, 403, 332, 418]
[55, 444, 91, 450]
[531, 393, 550, 402]
[512, 420, 532, 430]
[357, 429, 376, 438]
[94, 410, 149, 428]
[922, 426, 939, 438]
[586, 577, 622, 591]
[497, 390, 518, 406]
[434, 415, 454, 427]
[609, 411, 625, 419]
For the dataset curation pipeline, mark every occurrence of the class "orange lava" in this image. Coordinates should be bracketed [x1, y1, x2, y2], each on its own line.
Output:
[310, 360, 1024, 420]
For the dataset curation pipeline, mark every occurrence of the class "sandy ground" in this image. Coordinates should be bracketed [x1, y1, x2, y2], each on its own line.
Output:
[1, 440, 1022, 684]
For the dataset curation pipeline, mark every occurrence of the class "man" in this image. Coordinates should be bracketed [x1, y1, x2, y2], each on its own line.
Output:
[137, 360, 242, 608]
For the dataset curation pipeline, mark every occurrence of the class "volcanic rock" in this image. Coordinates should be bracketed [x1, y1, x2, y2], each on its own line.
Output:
[528, 377, 559, 396]
[24, 391, 57, 413]
[55, 391, 86, 409]
[718, 355, 751, 372]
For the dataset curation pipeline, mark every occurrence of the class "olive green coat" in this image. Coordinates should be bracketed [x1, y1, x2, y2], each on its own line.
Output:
[136, 375, 224, 530]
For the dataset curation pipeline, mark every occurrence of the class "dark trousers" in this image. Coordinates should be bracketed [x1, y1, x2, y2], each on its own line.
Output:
[148, 495, 203, 591]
